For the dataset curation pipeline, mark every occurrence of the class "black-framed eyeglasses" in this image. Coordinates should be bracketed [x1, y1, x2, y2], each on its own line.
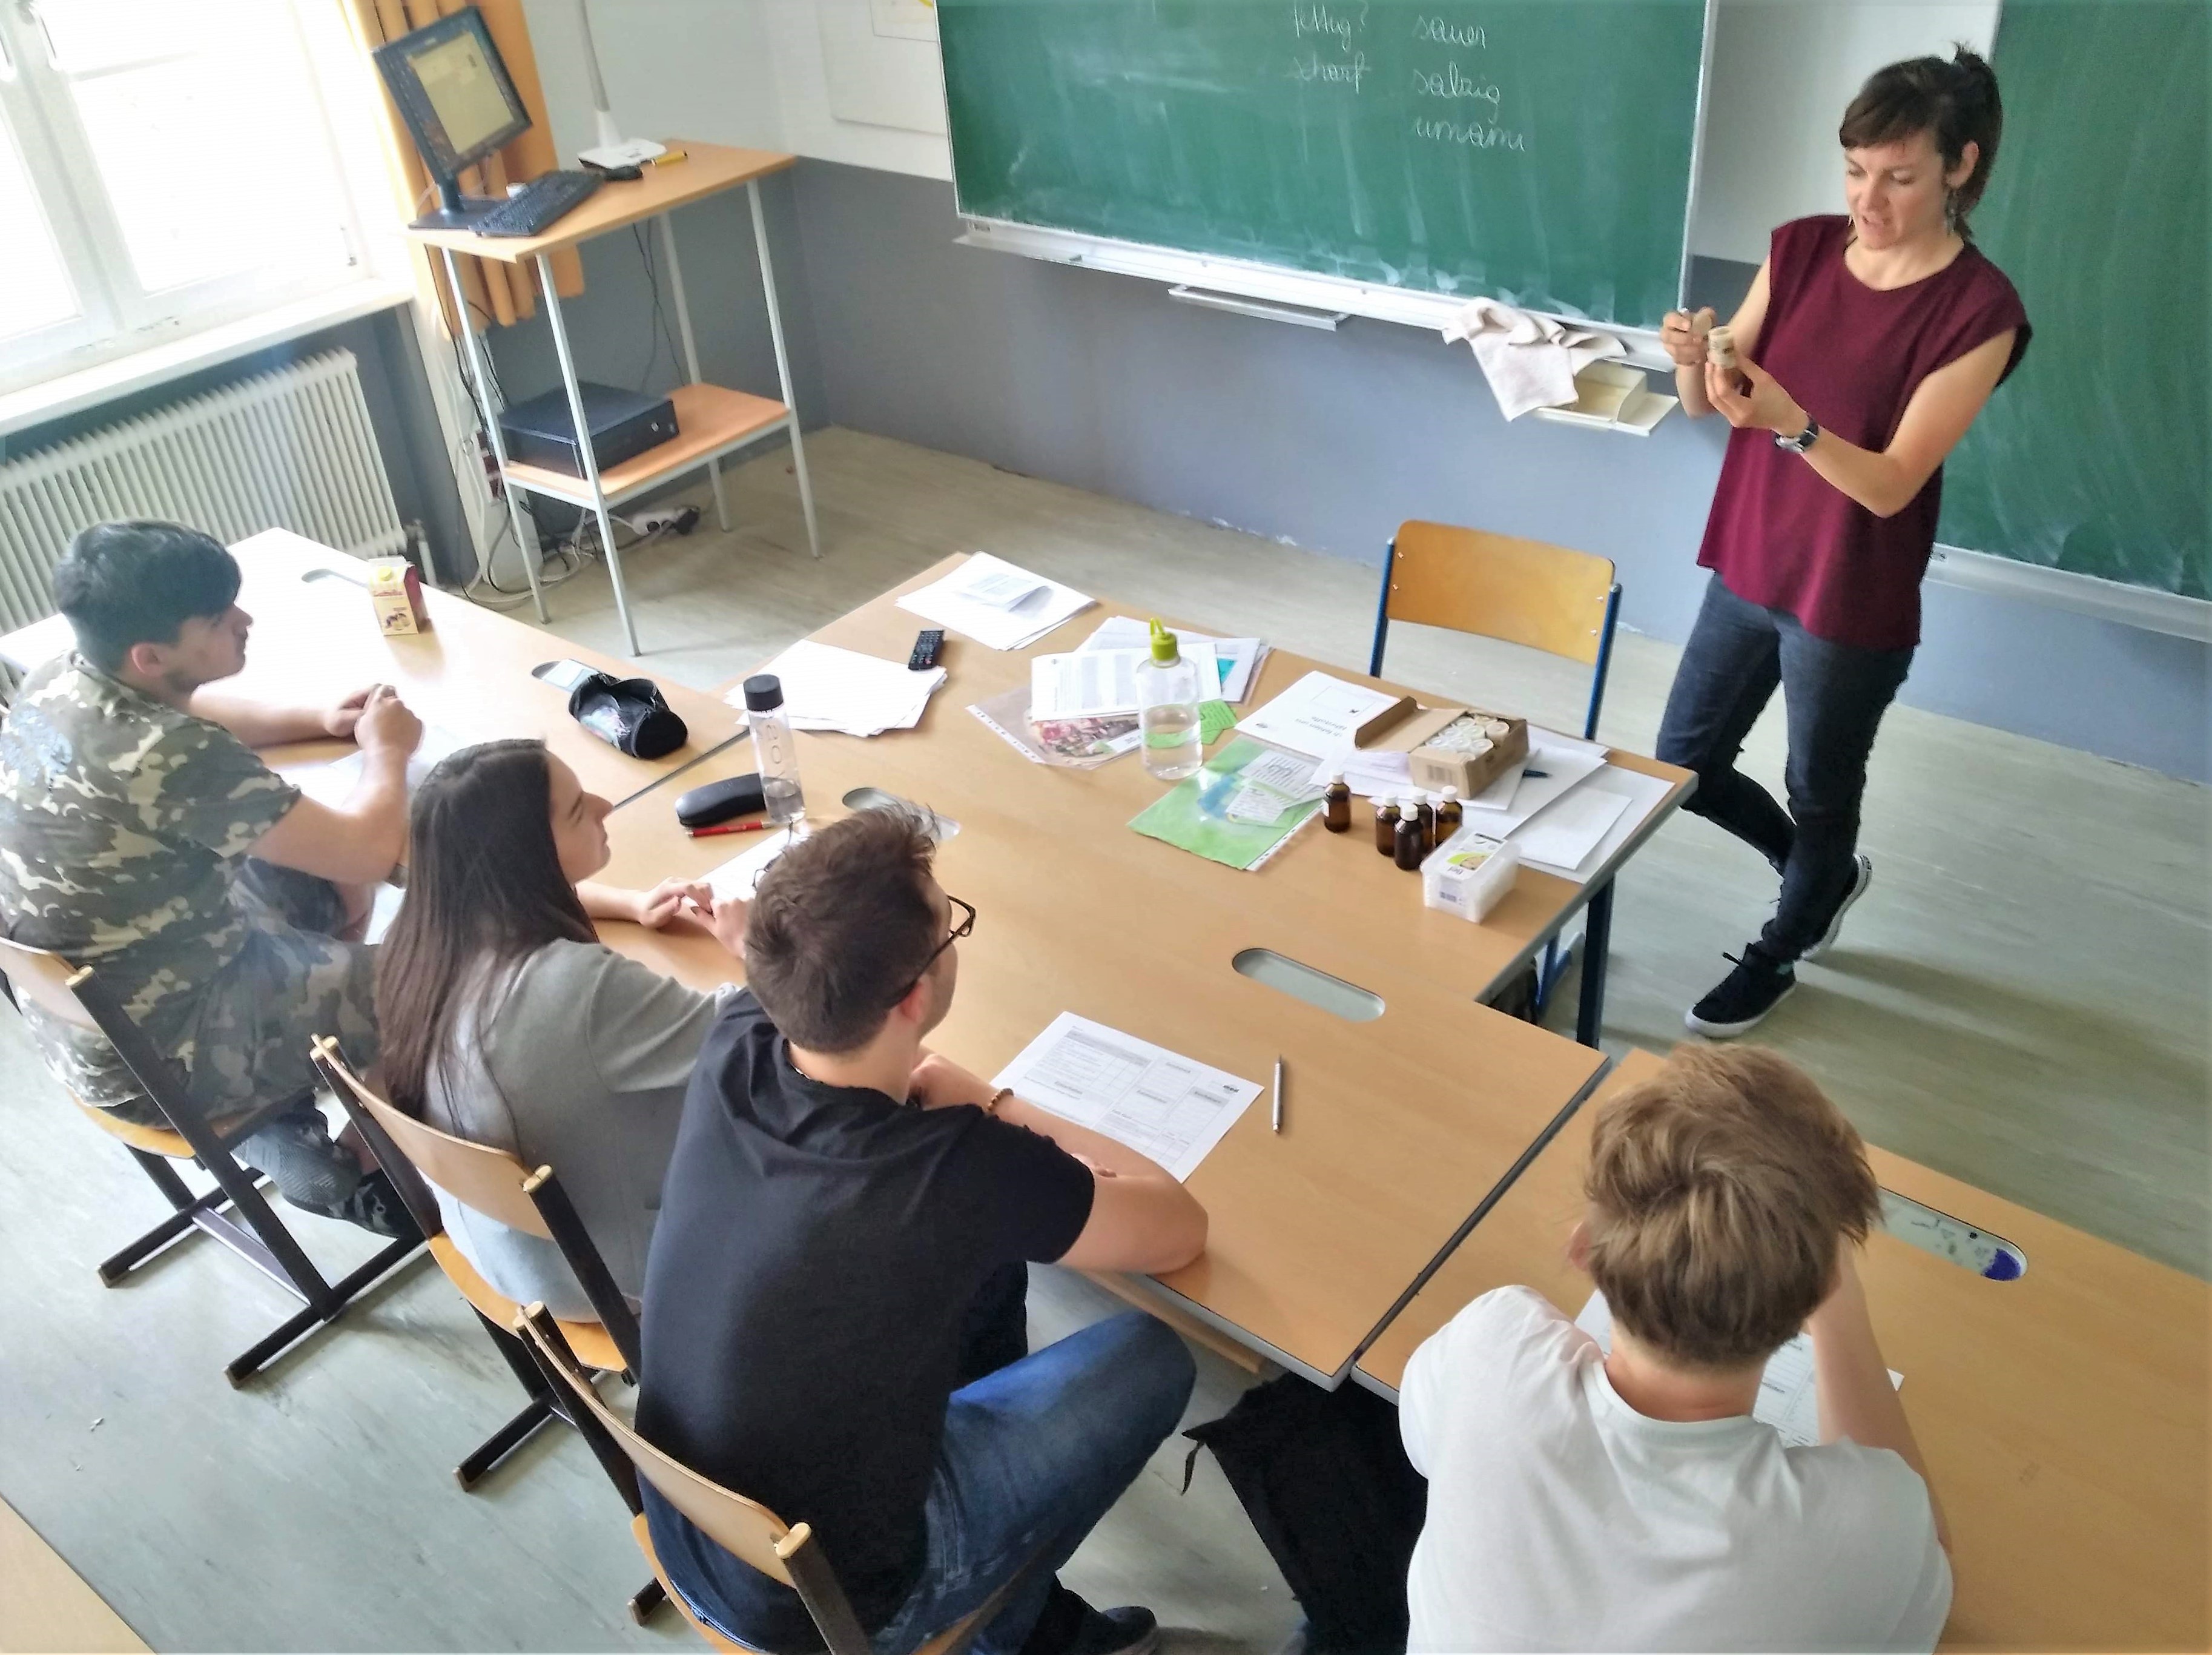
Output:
[894, 894, 974, 1003]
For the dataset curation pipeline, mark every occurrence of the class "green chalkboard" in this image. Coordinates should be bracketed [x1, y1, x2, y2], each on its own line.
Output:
[1937, 2, 2209, 599]
[939, 0, 1706, 331]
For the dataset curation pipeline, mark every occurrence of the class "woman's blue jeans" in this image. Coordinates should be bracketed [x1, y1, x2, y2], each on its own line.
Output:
[1657, 575, 1913, 963]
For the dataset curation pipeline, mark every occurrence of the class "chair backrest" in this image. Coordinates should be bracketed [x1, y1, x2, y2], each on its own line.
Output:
[0, 936, 101, 1030]
[517, 1307, 807, 1588]
[311, 1037, 552, 1240]
[1381, 521, 1618, 666]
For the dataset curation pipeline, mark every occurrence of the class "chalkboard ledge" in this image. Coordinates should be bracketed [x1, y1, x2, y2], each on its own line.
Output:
[1928, 546, 2211, 642]
[957, 218, 1678, 374]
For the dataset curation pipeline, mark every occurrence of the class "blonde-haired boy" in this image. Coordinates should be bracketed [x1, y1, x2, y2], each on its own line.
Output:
[1400, 1045, 1950, 1651]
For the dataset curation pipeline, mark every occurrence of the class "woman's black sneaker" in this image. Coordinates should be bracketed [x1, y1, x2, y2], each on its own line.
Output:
[1685, 950, 1797, 1037]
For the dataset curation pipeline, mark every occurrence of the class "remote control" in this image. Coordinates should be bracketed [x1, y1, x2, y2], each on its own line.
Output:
[908, 629, 945, 671]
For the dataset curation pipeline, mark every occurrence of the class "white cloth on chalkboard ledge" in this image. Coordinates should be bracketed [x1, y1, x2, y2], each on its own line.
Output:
[1442, 298, 1626, 420]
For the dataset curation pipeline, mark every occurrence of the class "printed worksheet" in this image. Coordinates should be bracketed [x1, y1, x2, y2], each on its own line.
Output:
[1029, 641, 1221, 719]
[1576, 1291, 1900, 1448]
[286, 722, 473, 807]
[993, 1012, 1261, 1181]
[706, 827, 796, 903]
[948, 561, 1048, 609]
[1235, 671, 1402, 759]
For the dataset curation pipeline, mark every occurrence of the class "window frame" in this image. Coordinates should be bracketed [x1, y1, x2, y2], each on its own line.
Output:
[0, 0, 378, 397]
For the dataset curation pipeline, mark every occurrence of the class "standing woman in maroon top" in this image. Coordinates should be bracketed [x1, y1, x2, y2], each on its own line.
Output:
[1655, 47, 2030, 1037]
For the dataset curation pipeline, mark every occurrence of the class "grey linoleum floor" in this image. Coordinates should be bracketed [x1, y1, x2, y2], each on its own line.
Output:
[3, 427, 2205, 1651]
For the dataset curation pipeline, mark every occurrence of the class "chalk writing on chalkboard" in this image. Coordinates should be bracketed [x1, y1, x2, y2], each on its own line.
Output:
[940, 0, 1705, 329]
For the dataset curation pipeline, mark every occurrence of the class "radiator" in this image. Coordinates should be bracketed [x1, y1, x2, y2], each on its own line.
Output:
[0, 349, 405, 633]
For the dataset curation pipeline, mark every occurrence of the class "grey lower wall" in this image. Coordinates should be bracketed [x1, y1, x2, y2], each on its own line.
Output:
[3, 307, 475, 587]
[786, 160, 2210, 782]
[485, 170, 827, 452]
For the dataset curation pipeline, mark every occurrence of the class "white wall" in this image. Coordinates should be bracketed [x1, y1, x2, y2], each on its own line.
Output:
[528, 1, 951, 176]
[523, 0, 787, 164]
[1690, 1, 2001, 264]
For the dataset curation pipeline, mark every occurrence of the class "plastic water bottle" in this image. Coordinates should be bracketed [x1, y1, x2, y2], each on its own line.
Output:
[1137, 619, 1203, 781]
[742, 673, 807, 827]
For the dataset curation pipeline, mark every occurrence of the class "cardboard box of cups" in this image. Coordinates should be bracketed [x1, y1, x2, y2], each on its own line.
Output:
[1353, 696, 1527, 922]
[1354, 695, 1528, 796]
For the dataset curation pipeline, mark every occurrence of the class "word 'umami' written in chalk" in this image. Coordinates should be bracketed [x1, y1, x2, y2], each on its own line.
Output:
[1413, 114, 1528, 150]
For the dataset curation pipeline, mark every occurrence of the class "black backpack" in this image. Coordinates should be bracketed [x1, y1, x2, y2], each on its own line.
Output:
[1182, 1373, 1428, 1654]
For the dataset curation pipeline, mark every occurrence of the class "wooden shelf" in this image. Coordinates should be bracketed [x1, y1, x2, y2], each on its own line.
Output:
[402, 141, 794, 263]
[499, 383, 791, 508]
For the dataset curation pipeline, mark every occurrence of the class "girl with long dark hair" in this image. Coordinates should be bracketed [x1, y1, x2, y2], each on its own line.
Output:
[375, 738, 746, 1315]
[1657, 47, 2030, 1037]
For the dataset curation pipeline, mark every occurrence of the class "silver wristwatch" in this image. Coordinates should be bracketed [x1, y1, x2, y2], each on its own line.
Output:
[1774, 418, 1821, 455]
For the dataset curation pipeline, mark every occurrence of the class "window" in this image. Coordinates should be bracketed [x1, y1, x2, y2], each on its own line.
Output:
[0, 0, 374, 395]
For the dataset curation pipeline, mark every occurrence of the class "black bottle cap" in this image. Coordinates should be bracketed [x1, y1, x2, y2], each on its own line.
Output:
[743, 674, 784, 712]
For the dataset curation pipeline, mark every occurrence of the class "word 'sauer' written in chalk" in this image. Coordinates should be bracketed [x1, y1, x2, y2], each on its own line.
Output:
[1412, 15, 1487, 48]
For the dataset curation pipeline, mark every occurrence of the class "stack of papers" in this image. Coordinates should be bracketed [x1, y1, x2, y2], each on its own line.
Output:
[1512, 763, 1677, 882]
[1461, 732, 1608, 829]
[896, 553, 1095, 650]
[1309, 745, 1411, 801]
[1077, 617, 1270, 703]
[1031, 639, 1221, 720]
[735, 640, 943, 737]
[994, 1012, 1262, 1181]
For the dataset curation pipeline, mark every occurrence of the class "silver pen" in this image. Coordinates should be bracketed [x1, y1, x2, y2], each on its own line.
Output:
[1272, 1056, 1284, 1134]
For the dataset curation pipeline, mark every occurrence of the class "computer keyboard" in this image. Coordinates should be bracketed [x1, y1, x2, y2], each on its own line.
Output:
[472, 170, 603, 238]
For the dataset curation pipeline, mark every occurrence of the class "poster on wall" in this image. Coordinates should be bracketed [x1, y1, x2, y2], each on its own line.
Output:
[819, 0, 947, 133]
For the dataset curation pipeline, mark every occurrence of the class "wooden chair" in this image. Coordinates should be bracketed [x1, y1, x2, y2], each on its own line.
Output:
[308, 1037, 665, 1624]
[1367, 521, 1624, 1035]
[1368, 520, 1621, 740]
[0, 937, 422, 1384]
[517, 1304, 1036, 1655]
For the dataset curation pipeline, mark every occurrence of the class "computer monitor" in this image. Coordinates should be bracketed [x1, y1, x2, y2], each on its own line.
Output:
[373, 6, 533, 230]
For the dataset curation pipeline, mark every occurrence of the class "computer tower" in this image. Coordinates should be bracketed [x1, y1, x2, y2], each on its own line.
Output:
[498, 382, 678, 478]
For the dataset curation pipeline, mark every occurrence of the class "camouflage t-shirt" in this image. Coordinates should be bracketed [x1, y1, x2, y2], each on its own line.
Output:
[0, 654, 302, 1103]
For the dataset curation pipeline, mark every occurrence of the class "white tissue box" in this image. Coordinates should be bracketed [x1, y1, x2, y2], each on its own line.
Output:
[1422, 827, 1520, 922]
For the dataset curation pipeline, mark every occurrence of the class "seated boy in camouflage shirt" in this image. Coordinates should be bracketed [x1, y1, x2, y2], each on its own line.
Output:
[0, 521, 424, 1234]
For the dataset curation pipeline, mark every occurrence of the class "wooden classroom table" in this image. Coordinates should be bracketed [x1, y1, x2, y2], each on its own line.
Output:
[214, 529, 739, 804]
[1355, 1049, 2212, 1652]
[588, 555, 1705, 1384]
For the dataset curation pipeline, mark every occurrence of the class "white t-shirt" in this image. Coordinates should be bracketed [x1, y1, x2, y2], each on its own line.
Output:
[1399, 1286, 1952, 1653]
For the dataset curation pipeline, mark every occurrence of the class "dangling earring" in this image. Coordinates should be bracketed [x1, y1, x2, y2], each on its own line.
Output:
[1944, 187, 1959, 234]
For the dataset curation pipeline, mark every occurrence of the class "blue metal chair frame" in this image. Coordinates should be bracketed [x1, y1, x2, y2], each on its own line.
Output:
[1368, 535, 1624, 1046]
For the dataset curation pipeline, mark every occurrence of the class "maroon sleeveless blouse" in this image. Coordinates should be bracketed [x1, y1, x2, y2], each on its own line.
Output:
[1696, 216, 2030, 651]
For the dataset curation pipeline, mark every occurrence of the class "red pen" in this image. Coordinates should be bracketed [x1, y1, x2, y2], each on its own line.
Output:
[688, 819, 771, 839]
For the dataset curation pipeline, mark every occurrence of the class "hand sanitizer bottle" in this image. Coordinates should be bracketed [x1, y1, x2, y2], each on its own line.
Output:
[1138, 619, 1202, 781]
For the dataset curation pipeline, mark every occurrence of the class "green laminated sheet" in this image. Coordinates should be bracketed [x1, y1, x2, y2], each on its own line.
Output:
[1127, 738, 1321, 872]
